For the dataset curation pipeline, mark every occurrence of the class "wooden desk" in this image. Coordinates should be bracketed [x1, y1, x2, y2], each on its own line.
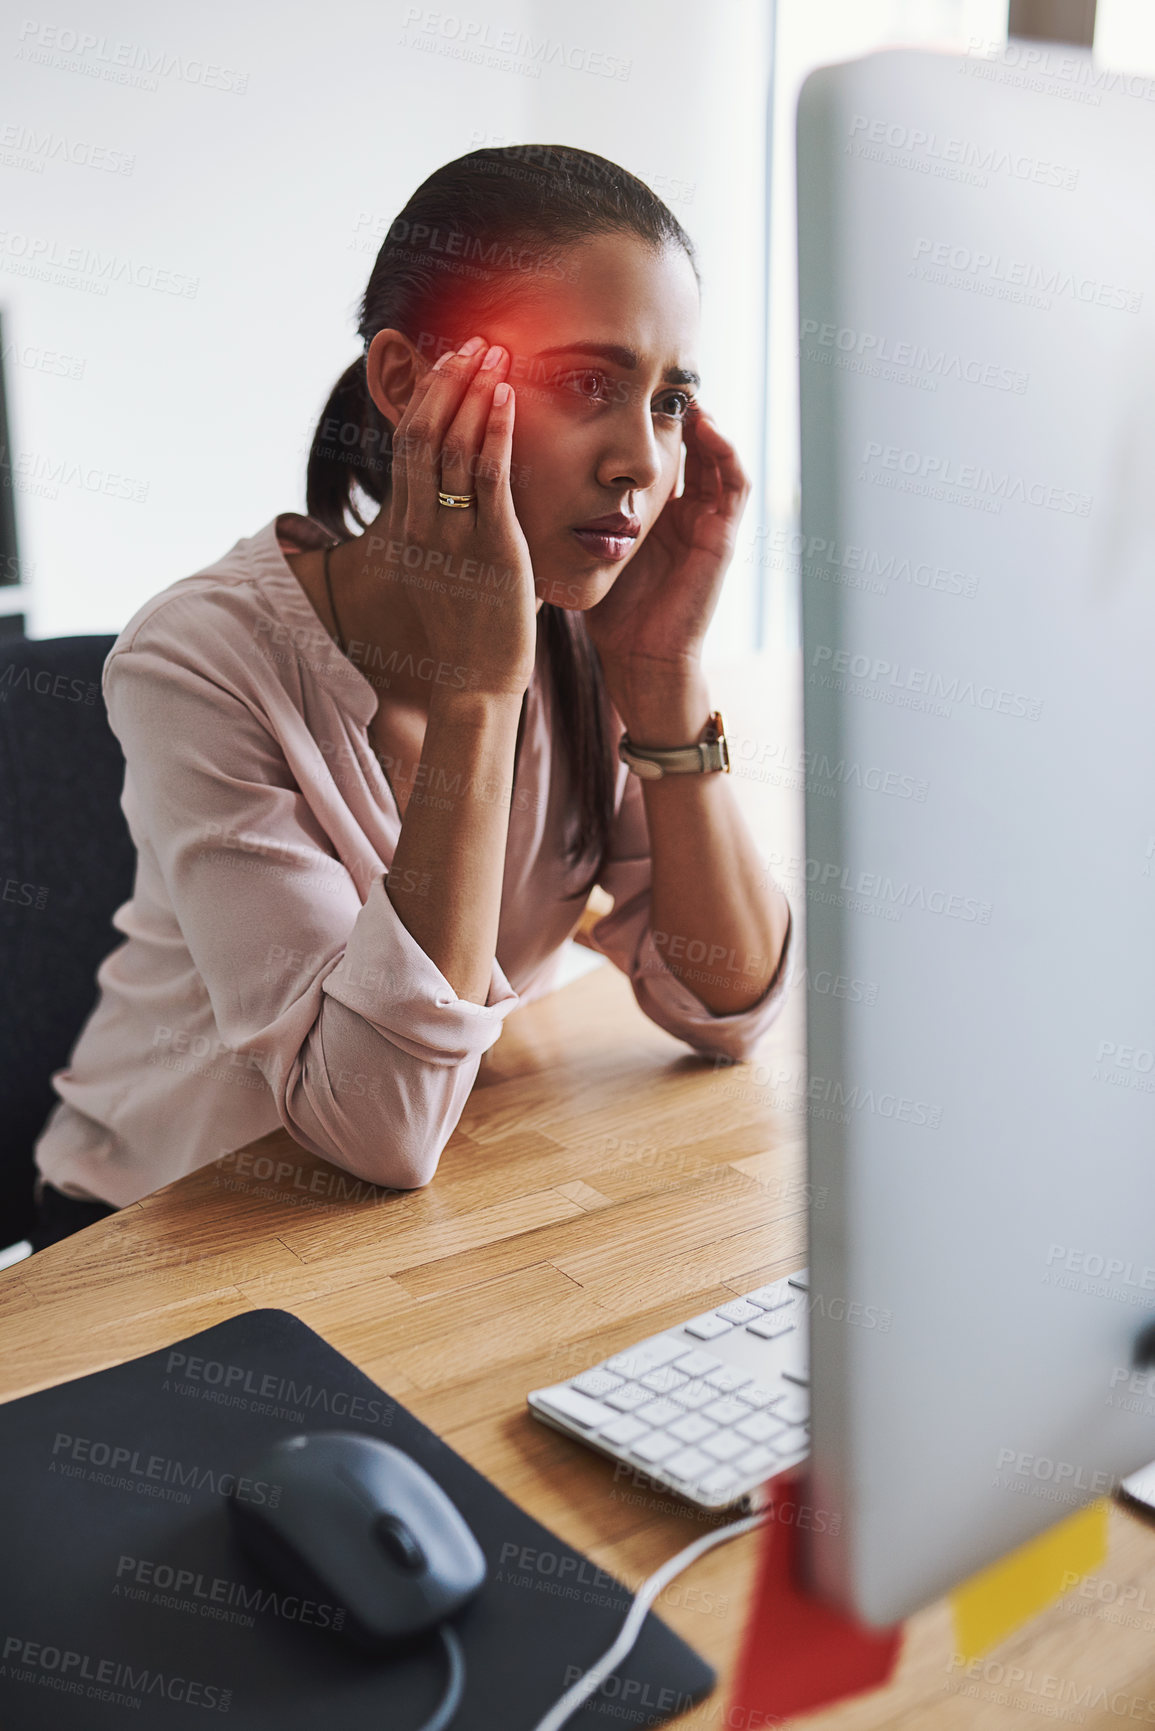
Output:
[4, 649, 1155, 1726]
[5, 958, 1155, 1728]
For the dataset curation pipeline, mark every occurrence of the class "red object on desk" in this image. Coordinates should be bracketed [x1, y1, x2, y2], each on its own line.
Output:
[729, 1470, 903, 1721]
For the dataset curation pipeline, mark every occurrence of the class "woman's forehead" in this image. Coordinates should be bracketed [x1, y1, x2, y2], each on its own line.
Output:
[482, 238, 700, 370]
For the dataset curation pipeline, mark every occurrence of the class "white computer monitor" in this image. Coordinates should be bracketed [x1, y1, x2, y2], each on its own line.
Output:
[795, 40, 1155, 1625]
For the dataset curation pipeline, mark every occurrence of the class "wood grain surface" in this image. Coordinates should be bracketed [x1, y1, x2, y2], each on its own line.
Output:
[5, 648, 1154, 1726]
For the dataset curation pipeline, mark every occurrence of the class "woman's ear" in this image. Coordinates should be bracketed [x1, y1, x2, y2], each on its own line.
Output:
[365, 329, 430, 429]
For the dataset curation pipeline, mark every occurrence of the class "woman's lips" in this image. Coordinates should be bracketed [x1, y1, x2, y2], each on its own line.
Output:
[570, 528, 636, 562]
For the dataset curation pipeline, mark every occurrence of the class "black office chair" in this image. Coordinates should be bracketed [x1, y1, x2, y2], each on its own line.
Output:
[0, 636, 136, 1248]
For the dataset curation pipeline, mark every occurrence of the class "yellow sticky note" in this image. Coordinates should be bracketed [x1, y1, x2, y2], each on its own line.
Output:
[950, 1498, 1110, 1660]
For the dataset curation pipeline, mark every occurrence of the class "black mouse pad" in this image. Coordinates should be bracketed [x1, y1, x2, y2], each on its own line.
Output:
[0, 1308, 718, 1728]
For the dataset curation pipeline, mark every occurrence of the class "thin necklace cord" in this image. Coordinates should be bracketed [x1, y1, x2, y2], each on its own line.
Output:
[322, 540, 346, 656]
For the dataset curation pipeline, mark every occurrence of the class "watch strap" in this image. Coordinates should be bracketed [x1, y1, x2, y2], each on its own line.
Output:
[618, 710, 731, 780]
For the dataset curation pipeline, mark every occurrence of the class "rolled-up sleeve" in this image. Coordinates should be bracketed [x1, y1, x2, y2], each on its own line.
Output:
[574, 764, 796, 1064]
[105, 636, 519, 1189]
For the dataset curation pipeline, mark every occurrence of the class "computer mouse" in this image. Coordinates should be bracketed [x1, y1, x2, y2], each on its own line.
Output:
[226, 1431, 487, 1650]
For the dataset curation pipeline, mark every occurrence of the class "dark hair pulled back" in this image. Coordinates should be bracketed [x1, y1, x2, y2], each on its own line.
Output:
[305, 144, 700, 875]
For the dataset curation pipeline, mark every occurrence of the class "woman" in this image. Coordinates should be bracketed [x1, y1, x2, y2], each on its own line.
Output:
[30, 144, 794, 1250]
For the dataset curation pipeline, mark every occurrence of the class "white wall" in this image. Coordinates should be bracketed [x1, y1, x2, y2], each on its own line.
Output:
[1094, 0, 1155, 68]
[0, 0, 771, 661]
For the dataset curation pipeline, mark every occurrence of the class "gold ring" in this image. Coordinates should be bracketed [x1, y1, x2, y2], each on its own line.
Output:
[438, 491, 477, 509]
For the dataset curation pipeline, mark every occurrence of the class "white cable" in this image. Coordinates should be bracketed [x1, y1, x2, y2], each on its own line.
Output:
[529, 1508, 769, 1731]
[416, 1625, 465, 1731]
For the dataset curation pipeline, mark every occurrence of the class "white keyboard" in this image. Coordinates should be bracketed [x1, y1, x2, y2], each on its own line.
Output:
[528, 1269, 810, 1511]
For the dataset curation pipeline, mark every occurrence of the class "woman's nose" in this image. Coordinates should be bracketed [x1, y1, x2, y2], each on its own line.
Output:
[597, 427, 663, 495]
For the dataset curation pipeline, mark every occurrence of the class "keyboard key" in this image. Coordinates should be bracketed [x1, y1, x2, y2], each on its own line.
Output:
[715, 1299, 764, 1325]
[736, 1445, 779, 1478]
[604, 1381, 651, 1412]
[673, 1349, 725, 1378]
[671, 1379, 718, 1410]
[704, 1364, 754, 1394]
[599, 1414, 649, 1447]
[774, 1390, 810, 1425]
[702, 1431, 749, 1463]
[572, 1369, 625, 1399]
[788, 1269, 809, 1290]
[698, 1466, 740, 1497]
[743, 1280, 796, 1310]
[702, 1397, 750, 1426]
[665, 1447, 715, 1481]
[606, 1337, 685, 1379]
[640, 1366, 689, 1395]
[684, 1313, 733, 1340]
[534, 1386, 616, 1429]
[635, 1397, 683, 1427]
[668, 1412, 717, 1445]
[771, 1424, 810, 1456]
[747, 1312, 796, 1341]
[632, 1431, 680, 1465]
[736, 1411, 787, 1444]
[737, 1383, 781, 1410]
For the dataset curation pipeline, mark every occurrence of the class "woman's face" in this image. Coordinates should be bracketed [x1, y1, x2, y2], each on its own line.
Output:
[463, 233, 702, 610]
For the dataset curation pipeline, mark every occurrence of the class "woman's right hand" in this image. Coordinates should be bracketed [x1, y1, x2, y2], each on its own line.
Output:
[382, 337, 537, 699]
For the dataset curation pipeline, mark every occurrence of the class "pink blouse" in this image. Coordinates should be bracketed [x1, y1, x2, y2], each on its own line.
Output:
[33, 513, 795, 1208]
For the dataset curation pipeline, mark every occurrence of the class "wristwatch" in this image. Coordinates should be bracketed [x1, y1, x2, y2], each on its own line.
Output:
[618, 709, 731, 780]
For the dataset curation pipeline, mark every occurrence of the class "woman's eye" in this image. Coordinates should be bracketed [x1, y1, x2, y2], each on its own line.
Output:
[550, 371, 695, 420]
[655, 390, 694, 421]
[554, 368, 612, 402]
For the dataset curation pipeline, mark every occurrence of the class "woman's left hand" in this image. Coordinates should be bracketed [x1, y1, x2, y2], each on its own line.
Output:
[583, 403, 751, 690]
